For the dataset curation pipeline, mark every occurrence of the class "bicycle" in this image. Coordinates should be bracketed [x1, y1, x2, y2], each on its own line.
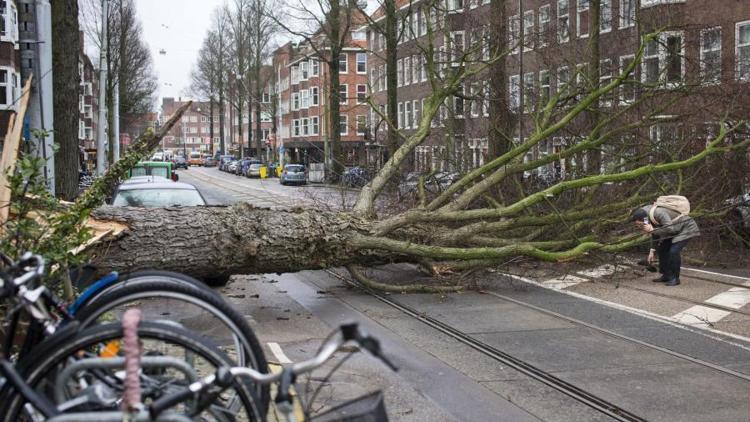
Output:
[0, 254, 264, 421]
[2, 254, 270, 407]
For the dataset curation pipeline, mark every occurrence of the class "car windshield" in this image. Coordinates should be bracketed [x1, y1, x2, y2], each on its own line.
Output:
[113, 189, 205, 207]
[150, 167, 169, 178]
[286, 165, 304, 172]
[131, 167, 147, 177]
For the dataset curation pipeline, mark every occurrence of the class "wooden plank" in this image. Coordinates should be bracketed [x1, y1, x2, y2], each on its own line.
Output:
[0, 76, 34, 224]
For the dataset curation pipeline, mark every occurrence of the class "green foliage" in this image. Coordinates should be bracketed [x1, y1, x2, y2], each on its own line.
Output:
[0, 134, 92, 289]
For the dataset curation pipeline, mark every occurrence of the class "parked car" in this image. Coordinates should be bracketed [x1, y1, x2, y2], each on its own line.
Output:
[226, 160, 239, 174]
[280, 164, 307, 185]
[236, 159, 259, 176]
[150, 152, 165, 162]
[218, 155, 236, 171]
[342, 166, 371, 187]
[122, 175, 171, 185]
[111, 181, 206, 207]
[128, 161, 178, 182]
[188, 151, 204, 166]
[246, 163, 264, 178]
[172, 156, 188, 170]
[203, 157, 217, 167]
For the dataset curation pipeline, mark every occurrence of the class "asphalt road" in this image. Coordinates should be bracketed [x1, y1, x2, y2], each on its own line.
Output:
[174, 167, 750, 421]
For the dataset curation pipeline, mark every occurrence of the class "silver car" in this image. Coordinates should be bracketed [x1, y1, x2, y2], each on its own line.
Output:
[112, 181, 207, 207]
[280, 164, 307, 185]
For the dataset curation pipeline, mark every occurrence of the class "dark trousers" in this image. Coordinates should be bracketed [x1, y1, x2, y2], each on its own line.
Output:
[657, 238, 689, 281]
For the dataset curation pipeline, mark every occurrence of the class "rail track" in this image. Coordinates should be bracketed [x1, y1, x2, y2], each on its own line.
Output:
[324, 268, 750, 422]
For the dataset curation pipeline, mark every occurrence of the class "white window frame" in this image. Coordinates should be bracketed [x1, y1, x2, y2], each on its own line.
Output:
[523, 10, 535, 51]
[599, 59, 613, 107]
[641, 31, 685, 87]
[398, 102, 403, 129]
[339, 84, 348, 105]
[557, 0, 570, 43]
[736, 21, 750, 82]
[640, 0, 685, 8]
[447, 0, 464, 13]
[523, 72, 535, 113]
[577, 0, 589, 39]
[539, 70, 551, 107]
[405, 101, 412, 128]
[292, 92, 300, 111]
[700, 27, 722, 85]
[302, 117, 309, 136]
[311, 116, 320, 135]
[357, 84, 367, 104]
[413, 99, 421, 127]
[482, 81, 490, 116]
[293, 119, 300, 137]
[619, 54, 636, 105]
[311, 87, 319, 106]
[397, 58, 403, 87]
[311, 59, 320, 76]
[509, 74, 521, 111]
[356, 115, 367, 135]
[470, 82, 480, 117]
[356, 52, 367, 74]
[600, 0, 612, 33]
[619, 0, 635, 29]
[340, 114, 349, 135]
[510, 14, 521, 54]
[404, 56, 411, 85]
[412, 55, 420, 84]
[539, 5, 550, 48]
[339, 53, 348, 73]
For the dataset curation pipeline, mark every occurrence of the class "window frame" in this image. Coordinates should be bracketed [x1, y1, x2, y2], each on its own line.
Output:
[539, 5, 551, 48]
[340, 114, 349, 136]
[356, 52, 367, 74]
[557, 0, 570, 43]
[356, 84, 367, 104]
[700, 27, 722, 85]
[619, 0, 635, 29]
[339, 53, 348, 73]
[736, 21, 750, 82]
[339, 84, 348, 105]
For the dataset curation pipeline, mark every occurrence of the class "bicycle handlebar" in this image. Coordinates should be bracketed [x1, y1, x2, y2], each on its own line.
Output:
[149, 323, 397, 419]
[0, 253, 45, 296]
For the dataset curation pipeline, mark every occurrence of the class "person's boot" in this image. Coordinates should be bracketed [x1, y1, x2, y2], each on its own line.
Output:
[664, 278, 681, 286]
[652, 276, 668, 282]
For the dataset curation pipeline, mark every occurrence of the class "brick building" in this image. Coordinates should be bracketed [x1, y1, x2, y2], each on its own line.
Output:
[366, 0, 750, 176]
[78, 33, 99, 171]
[270, 10, 370, 167]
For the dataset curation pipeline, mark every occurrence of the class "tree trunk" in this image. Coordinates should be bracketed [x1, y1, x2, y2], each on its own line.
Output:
[384, 0, 398, 159]
[88, 205, 378, 279]
[51, 0, 81, 200]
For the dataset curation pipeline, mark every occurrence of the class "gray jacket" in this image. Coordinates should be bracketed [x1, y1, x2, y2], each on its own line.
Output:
[643, 205, 700, 245]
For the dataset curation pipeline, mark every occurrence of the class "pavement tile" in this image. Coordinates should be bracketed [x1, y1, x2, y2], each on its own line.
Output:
[555, 363, 750, 422]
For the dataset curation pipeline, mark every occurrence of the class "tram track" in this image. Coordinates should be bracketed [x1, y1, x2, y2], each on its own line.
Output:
[321, 266, 750, 422]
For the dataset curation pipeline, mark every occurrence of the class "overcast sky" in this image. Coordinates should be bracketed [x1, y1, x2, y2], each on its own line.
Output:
[134, 0, 226, 105]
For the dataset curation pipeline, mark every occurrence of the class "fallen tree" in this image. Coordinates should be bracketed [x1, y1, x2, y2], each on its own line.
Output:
[5, 31, 750, 288]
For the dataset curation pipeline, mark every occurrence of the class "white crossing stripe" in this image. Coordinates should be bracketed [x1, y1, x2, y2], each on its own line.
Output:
[672, 287, 750, 328]
[577, 264, 618, 278]
[267, 342, 292, 364]
[543, 275, 588, 289]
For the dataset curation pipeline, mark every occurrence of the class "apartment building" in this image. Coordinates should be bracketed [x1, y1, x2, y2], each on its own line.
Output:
[225, 66, 275, 159]
[367, 0, 750, 176]
[271, 11, 370, 167]
[160, 98, 219, 155]
[78, 34, 98, 169]
[0, 0, 21, 138]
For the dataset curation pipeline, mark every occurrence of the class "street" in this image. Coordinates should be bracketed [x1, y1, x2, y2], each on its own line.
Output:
[176, 167, 750, 421]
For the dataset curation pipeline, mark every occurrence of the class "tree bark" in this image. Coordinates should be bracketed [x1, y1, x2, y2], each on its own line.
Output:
[51, 0, 81, 200]
[88, 205, 378, 279]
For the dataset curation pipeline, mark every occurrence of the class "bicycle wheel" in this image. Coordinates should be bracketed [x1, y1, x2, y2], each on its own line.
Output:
[2, 321, 264, 422]
[73, 276, 270, 408]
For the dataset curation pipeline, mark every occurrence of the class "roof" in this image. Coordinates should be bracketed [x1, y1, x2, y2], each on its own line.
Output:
[117, 181, 199, 191]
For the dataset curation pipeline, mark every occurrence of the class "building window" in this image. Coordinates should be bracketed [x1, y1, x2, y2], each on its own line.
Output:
[413, 99, 421, 126]
[509, 74, 521, 111]
[397, 58, 403, 87]
[340, 115, 348, 135]
[293, 119, 300, 136]
[379, 64, 385, 91]
[540, 70, 551, 106]
[339, 53, 348, 73]
[292, 92, 300, 110]
[300, 61, 309, 80]
[523, 72, 535, 113]
[523, 10, 534, 51]
[339, 84, 348, 104]
[599, 59, 613, 107]
[405, 101, 412, 128]
[482, 81, 490, 116]
[404, 56, 411, 85]
[447, 0, 463, 12]
[0, 0, 18, 43]
[412, 55, 420, 83]
[419, 8, 427, 35]
[356, 52, 367, 74]
[311, 59, 320, 76]
[619, 55, 636, 104]
[448, 31, 465, 65]
[454, 86, 464, 118]
[701, 27, 721, 84]
[356, 115, 367, 135]
[398, 102, 403, 129]
[539, 5, 550, 48]
[509, 14, 520, 54]
[311, 116, 319, 135]
[470, 83, 480, 117]
[601, 0, 612, 33]
[311, 87, 319, 106]
[302, 118, 309, 135]
[357, 84, 367, 104]
[577, 0, 589, 38]
[619, 0, 635, 29]
[300, 89, 309, 108]
[736, 21, 750, 81]
[557, 0, 570, 43]
[643, 32, 685, 86]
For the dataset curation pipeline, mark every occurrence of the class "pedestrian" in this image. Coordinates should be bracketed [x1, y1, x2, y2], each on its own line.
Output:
[630, 196, 700, 286]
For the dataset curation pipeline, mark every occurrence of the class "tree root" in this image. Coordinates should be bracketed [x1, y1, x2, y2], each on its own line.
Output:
[345, 265, 463, 293]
